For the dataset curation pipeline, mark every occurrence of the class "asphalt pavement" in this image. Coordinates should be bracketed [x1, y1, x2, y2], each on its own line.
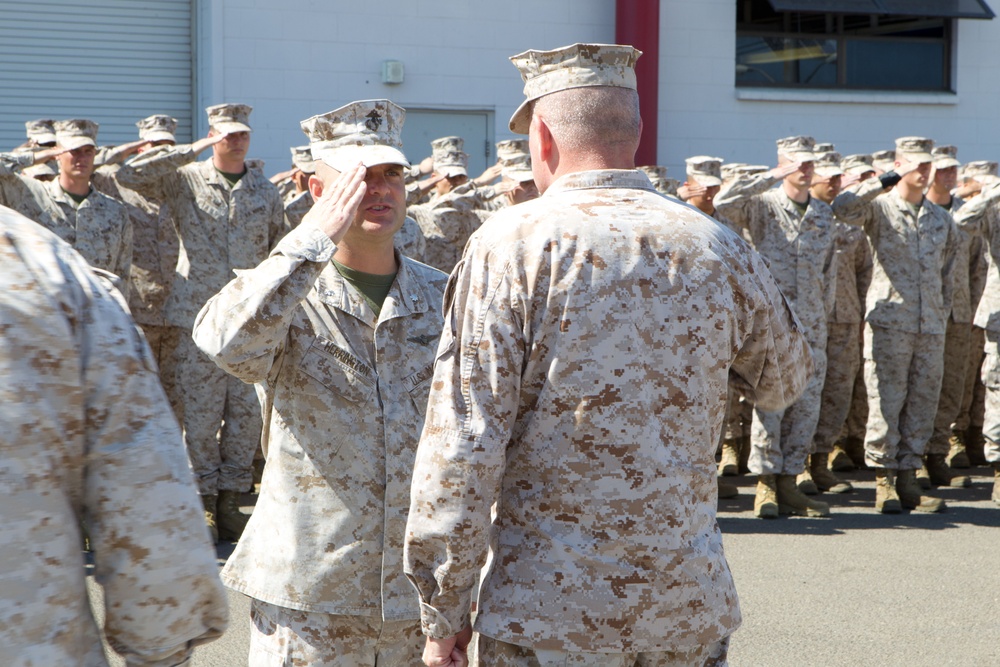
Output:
[90, 466, 999, 667]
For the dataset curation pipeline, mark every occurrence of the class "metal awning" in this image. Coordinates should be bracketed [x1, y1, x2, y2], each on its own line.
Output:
[766, 0, 994, 18]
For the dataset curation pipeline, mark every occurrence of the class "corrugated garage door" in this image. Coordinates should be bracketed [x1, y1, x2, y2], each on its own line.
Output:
[0, 0, 192, 151]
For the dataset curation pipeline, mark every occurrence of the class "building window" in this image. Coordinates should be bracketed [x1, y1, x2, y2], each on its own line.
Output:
[735, 0, 962, 91]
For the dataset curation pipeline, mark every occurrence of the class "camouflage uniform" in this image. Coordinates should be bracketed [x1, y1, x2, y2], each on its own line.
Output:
[0, 205, 227, 665]
[193, 222, 448, 662]
[813, 222, 872, 453]
[833, 178, 957, 470]
[953, 182, 1000, 464]
[283, 189, 313, 229]
[91, 163, 178, 395]
[0, 151, 132, 285]
[715, 173, 836, 475]
[409, 183, 491, 272]
[404, 169, 812, 655]
[929, 205, 978, 456]
[117, 144, 287, 495]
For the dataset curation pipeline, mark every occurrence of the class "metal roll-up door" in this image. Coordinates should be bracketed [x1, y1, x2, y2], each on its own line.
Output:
[0, 0, 193, 151]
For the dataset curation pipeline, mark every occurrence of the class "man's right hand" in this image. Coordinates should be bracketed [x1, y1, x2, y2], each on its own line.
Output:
[191, 132, 227, 155]
[768, 161, 802, 180]
[301, 163, 367, 244]
[676, 181, 707, 201]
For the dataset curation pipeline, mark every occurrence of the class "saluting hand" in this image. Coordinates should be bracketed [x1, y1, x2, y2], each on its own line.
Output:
[301, 163, 367, 245]
[768, 161, 803, 180]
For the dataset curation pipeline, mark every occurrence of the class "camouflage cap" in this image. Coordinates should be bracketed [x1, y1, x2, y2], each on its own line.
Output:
[776, 135, 816, 163]
[871, 150, 895, 173]
[894, 136, 934, 164]
[206, 103, 253, 134]
[841, 153, 875, 176]
[496, 138, 532, 182]
[814, 151, 844, 178]
[685, 155, 723, 187]
[54, 119, 99, 150]
[931, 144, 960, 169]
[721, 163, 747, 182]
[136, 114, 177, 143]
[508, 43, 642, 134]
[301, 99, 408, 172]
[290, 145, 315, 174]
[638, 164, 667, 188]
[814, 142, 836, 153]
[963, 160, 999, 182]
[431, 136, 468, 178]
[25, 119, 57, 145]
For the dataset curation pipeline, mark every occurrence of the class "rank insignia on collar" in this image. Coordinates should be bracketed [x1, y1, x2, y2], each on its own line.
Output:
[407, 334, 436, 346]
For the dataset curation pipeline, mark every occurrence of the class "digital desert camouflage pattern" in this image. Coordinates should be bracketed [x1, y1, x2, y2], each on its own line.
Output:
[508, 43, 641, 133]
[283, 188, 313, 229]
[863, 324, 945, 470]
[192, 222, 448, 619]
[409, 182, 490, 271]
[0, 205, 227, 666]
[928, 222, 983, 454]
[832, 177, 958, 334]
[476, 634, 730, 667]
[813, 222, 872, 453]
[954, 180, 1000, 332]
[404, 169, 812, 653]
[0, 153, 132, 284]
[715, 172, 837, 340]
[116, 142, 288, 328]
[249, 599, 424, 666]
[395, 214, 427, 263]
[91, 163, 177, 328]
[715, 171, 836, 475]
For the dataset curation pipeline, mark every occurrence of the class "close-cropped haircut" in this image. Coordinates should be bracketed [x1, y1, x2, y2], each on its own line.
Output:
[532, 86, 640, 154]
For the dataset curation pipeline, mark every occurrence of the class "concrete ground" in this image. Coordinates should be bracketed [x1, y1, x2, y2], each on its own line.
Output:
[90, 467, 999, 667]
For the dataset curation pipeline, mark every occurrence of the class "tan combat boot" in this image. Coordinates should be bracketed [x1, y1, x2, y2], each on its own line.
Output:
[874, 470, 901, 514]
[217, 490, 250, 541]
[777, 474, 830, 517]
[202, 494, 219, 544]
[810, 453, 853, 493]
[796, 467, 819, 495]
[926, 454, 971, 488]
[946, 432, 971, 469]
[896, 469, 946, 513]
[754, 474, 779, 519]
[915, 462, 932, 490]
[718, 439, 740, 477]
[829, 441, 855, 472]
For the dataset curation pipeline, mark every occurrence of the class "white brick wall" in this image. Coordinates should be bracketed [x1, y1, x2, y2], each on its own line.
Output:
[201, 0, 1000, 177]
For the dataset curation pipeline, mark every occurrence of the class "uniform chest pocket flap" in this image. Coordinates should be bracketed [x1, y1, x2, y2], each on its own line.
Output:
[299, 338, 376, 405]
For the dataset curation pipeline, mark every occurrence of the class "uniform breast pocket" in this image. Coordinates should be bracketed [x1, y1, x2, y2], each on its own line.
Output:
[404, 364, 436, 417]
[298, 338, 376, 411]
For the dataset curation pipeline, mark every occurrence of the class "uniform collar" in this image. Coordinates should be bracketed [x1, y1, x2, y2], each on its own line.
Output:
[543, 169, 656, 196]
[316, 250, 431, 327]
